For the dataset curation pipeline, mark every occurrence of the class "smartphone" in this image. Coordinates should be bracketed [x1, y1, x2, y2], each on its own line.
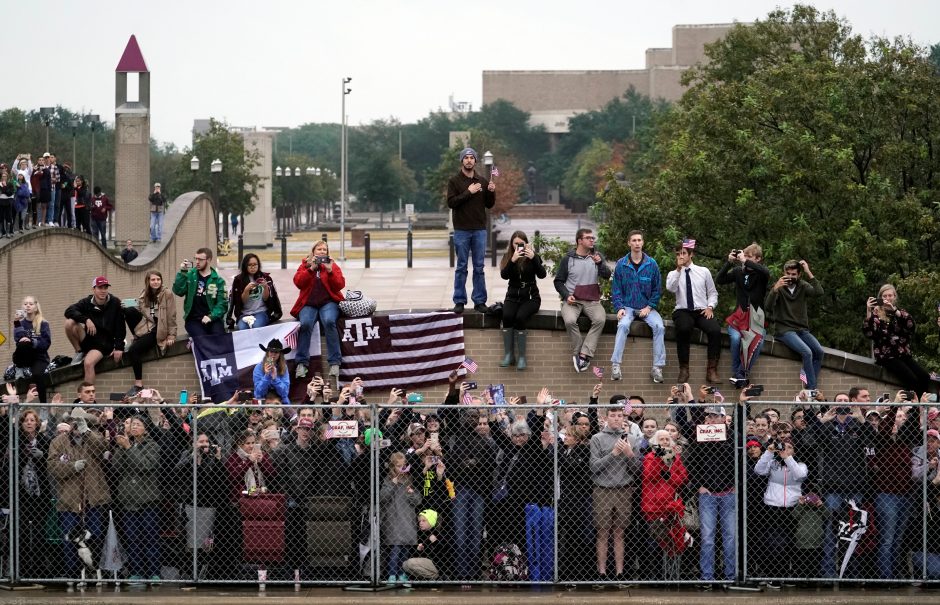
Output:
[139, 388, 153, 399]
[237, 391, 253, 402]
[903, 390, 918, 401]
[704, 386, 718, 394]
[407, 393, 424, 403]
[744, 385, 764, 397]
[179, 389, 189, 405]
[881, 392, 890, 403]
[28, 383, 37, 391]
[109, 392, 125, 402]
[429, 456, 440, 465]
[518, 395, 528, 404]
[121, 297, 138, 308]
[465, 381, 478, 390]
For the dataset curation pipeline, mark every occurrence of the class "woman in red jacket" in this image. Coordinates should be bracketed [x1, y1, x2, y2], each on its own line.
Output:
[641, 429, 690, 562]
[291, 240, 345, 381]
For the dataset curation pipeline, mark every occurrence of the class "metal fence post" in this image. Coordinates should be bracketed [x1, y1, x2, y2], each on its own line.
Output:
[364, 232, 371, 269]
[281, 236, 288, 269]
[406, 230, 413, 269]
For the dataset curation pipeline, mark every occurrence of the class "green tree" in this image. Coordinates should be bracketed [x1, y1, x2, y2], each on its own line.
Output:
[596, 5, 940, 365]
[175, 119, 262, 236]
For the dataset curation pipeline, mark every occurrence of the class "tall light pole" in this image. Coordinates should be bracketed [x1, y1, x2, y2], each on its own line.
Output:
[40, 107, 55, 151]
[211, 158, 223, 239]
[398, 127, 403, 214]
[340, 77, 351, 261]
[69, 119, 79, 169]
[89, 115, 100, 191]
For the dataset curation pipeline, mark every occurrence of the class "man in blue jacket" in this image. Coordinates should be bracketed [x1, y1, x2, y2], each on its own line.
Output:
[610, 230, 665, 382]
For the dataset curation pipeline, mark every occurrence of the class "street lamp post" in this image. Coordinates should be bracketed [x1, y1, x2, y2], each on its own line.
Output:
[40, 107, 54, 151]
[211, 158, 223, 239]
[340, 77, 351, 261]
[483, 151, 495, 266]
[89, 115, 100, 191]
[69, 119, 79, 169]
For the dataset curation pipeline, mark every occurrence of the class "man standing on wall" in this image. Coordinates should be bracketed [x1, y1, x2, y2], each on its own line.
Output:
[148, 182, 165, 243]
[446, 147, 495, 314]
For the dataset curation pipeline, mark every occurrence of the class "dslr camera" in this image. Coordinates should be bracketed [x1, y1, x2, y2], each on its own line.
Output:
[314, 255, 330, 264]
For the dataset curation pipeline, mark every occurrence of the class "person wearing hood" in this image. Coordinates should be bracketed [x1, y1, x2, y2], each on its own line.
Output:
[446, 147, 495, 315]
[253, 338, 292, 405]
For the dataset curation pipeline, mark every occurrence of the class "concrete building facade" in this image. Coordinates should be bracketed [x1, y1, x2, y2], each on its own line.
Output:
[483, 23, 739, 134]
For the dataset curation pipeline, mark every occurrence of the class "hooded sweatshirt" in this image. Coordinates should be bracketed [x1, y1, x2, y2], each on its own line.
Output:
[754, 450, 807, 507]
[589, 425, 640, 488]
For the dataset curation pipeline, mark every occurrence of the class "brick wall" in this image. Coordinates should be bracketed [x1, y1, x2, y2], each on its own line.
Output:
[0, 193, 216, 362]
[51, 316, 902, 419]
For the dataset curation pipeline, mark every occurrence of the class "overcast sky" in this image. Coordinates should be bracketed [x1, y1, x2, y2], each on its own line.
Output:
[19, 0, 940, 150]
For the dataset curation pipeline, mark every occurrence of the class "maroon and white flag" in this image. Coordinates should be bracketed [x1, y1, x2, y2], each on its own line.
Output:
[338, 312, 465, 388]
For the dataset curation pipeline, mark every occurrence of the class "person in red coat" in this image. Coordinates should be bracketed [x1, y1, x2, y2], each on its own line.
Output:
[291, 240, 345, 381]
[641, 429, 690, 557]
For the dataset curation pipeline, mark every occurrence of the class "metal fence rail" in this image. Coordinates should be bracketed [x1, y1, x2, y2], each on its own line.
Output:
[1, 397, 938, 587]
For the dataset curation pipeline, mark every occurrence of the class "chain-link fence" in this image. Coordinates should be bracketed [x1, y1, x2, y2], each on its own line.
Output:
[2, 397, 939, 587]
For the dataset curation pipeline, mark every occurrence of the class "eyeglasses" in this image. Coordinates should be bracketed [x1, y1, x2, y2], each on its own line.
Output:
[580, 235, 596, 240]
[194, 257, 208, 262]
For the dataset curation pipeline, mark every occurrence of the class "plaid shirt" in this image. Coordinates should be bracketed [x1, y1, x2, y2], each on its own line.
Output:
[49, 162, 59, 185]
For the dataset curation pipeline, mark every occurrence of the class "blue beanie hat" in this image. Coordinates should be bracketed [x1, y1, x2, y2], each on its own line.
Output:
[459, 147, 478, 161]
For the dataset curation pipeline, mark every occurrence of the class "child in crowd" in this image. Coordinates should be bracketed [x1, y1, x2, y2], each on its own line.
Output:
[380, 452, 422, 585]
[791, 492, 828, 582]
[403, 509, 441, 580]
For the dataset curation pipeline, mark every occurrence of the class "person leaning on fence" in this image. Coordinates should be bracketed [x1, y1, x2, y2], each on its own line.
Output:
[753, 428, 807, 586]
[589, 401, 640, 584]
[381, 451, 422, 586]
[17, 408, 53, 577]
[177, 432, 228, 579]
[124, 270, 178, 398]
[112, 415, 163, 583]
[640, 429, 691, 571]
[47, 406, 111, 577]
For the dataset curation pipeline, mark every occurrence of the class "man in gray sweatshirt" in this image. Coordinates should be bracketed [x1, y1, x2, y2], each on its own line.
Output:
[589, 401, 640, 583]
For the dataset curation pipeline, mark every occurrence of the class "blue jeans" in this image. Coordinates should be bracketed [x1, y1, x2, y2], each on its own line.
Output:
[821, 492, 863, 578]
[912, 552, 940, 579]
[453, 486, 486, 580]
[453, 229, 487, 305]
[297, 302, 340, 366]
[150, 211, 164, 241]
[93, 219, 108, 247]
[46, 188, 57, 223]
[728, 326, 765, 380]
[699, 491, 736, 581]
[776, 330, 824, 389]
[610, 308, 666, 367]
[875, 493, 912, 579]
[123, 507, 161, 577]
[237, 311, 270, 330]
[60, 507, 104, 576]
[386, 544, 407, 577]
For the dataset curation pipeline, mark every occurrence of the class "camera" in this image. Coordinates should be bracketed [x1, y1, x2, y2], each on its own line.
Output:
[651, 444, 666, 458]
[902, 390, 918, 401]
[834, 406, 851, 415]
[744, 384, 764, 397]
[704, 386, 718, 394]
[314, 255, 330, 264]
[237, 391, 253, 402]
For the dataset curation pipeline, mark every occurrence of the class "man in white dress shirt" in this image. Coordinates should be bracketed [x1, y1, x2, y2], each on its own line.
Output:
[666, 240, 721, 383]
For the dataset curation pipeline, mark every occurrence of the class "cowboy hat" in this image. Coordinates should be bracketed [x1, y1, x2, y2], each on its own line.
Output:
[259, 338, 291, 355]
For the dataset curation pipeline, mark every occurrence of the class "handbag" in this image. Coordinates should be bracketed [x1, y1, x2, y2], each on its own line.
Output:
[338, 290, 377, 318]
[680, 494, 699, 531]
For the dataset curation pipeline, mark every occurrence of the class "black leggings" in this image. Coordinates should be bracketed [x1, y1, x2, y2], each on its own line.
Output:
[501, 297, 541, 330]
[879, 356, 932, 396]
[126, 329, 158, 381]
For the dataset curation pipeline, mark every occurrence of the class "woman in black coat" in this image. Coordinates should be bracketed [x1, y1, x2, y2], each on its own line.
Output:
[499, 231, 547, 370]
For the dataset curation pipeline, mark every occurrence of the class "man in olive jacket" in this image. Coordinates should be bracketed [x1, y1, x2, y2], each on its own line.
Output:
[173, 247, 228, 337]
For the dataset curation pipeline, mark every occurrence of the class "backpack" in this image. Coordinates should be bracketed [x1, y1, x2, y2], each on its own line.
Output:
[488, 543, 528, 581]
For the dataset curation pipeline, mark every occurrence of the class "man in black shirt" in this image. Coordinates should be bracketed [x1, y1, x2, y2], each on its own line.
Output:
[121, 240, 138, 263]
[446, 148, 495, 314]
[148, 182, 165, 243]
[63, 276, 126, 384]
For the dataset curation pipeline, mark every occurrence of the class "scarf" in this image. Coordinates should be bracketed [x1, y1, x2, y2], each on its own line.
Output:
[236, 447, 265, 493]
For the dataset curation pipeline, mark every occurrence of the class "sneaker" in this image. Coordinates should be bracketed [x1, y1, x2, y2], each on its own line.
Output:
[149, 575, 161, 584]
[573, 355, 589, 373]
[397, 573, 411, 587]
[386, 575, 396, 585]
[650, 367, 664, 383]
[126, 385, 143, 398]
[766, 581, 782, 590]
[615, 573, 636, 588]
[128, 575, 145, 585]
[611, 364, 622, 381]
[50, 222, 58, 227]
[295, 364, 308, 379]
[452, 303, 465, 314]
[71, 351, 85, 365]
[329, 364, 340, 378]
[473, 303, 488, 314]
[592, 573, 609, 590]
[697, 583, 714, 591]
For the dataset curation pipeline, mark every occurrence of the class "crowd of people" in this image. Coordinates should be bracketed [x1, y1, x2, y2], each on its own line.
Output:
[1, 153, 112, 245]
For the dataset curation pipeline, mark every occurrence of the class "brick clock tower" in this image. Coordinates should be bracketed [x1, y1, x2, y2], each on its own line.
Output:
[114, 35, 151, 244]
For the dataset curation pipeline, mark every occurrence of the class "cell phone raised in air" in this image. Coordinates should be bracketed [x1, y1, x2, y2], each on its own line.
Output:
[109, 392, 126, 402]
[237, 391, 253, 402]
[518, 395, 528, 404]
[744, 385, 765, 397]
[465, 381, 478, 390]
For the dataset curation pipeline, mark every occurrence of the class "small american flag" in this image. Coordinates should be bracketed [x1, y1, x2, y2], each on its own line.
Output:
[592, 366, 604, 379]
[461, 356, 478, 374]
[461, 393, 475, 405]
[682, 238, 696, 249]
[284, 325, 300, 352]
[799, 370, 807, 385]
[490, 166, 500, 178]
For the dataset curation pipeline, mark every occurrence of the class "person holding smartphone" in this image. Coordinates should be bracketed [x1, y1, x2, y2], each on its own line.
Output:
[765, 259, 825, 392]
[291, 240, 345, 380]
[864, 283, 931, 396]
[12, 295, 52, 402]
[228, 253, 282, 330]
[717, 243, 771, 388]
[173, 247, 228, 338]
[253, 339, 292, 405]
[499, 230, 546, 371]
[124, 270, 177, 398]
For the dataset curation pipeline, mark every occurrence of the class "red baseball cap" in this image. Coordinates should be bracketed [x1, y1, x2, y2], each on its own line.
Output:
[92, 276, 111, 288]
